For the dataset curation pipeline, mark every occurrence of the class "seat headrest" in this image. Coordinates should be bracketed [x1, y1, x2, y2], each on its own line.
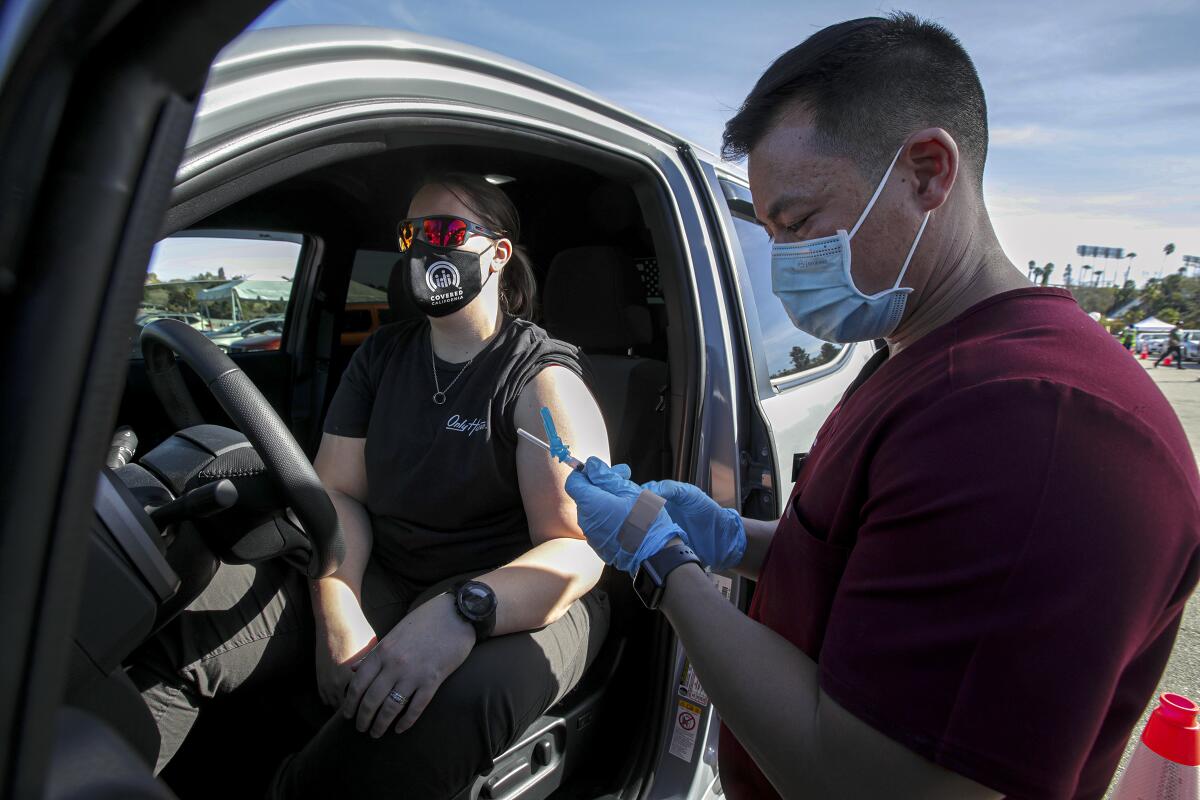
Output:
[542, 246, 652, 351]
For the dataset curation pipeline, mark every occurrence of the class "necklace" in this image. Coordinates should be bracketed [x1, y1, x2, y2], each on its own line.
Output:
[430, 335, 473, 405]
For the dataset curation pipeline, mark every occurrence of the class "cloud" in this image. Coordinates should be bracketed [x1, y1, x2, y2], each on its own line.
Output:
[990, 125, 1079, 148]
[384, 1, 425, 32]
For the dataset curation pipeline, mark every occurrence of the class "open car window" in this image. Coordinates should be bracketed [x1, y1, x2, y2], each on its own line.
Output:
[133, 230, 303, 357]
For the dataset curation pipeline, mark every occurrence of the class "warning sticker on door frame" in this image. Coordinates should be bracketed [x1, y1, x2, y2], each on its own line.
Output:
[669, 698, 703, 762]
[678, 657, 710, 707]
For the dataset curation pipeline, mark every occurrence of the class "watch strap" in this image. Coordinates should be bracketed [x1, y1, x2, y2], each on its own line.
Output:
[634, 543, 701, 610]
[645, 543, 701, 584]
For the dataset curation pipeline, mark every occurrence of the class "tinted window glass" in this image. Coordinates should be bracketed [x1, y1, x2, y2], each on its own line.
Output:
[135, 233, 302, 358]
[340, 250, 395, 346]
[727, 210, 845, 382]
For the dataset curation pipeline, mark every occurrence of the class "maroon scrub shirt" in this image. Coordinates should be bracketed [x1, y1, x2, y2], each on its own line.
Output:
[719, 288, 1200, 799]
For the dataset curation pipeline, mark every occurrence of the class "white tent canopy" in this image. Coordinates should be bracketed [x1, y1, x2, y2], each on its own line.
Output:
[196, 279, 293, 302]
[197, 279, 292, 322]
[1132, 316, 1175, 332]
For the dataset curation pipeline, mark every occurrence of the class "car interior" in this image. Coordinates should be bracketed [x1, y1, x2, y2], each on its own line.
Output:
[74, 128, 708, 799]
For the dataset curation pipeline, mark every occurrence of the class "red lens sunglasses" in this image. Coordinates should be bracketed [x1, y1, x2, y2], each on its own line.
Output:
[397, 216, 505, 252]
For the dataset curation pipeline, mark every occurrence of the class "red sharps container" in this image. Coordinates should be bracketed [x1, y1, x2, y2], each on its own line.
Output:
[1111, 693, 1200, 799]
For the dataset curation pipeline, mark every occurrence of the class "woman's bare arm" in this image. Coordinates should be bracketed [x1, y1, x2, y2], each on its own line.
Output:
[477, 366, 609, 634]
[311, 433, 374, 618]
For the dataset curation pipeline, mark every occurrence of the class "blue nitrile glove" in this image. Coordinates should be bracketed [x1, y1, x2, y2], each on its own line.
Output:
[565, 457, 684, 575]
[640, 480, 746, 570]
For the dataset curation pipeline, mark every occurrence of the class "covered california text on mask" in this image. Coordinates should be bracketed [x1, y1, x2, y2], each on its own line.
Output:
[400, 237, 496, 317]
[770, 146, 932, 343]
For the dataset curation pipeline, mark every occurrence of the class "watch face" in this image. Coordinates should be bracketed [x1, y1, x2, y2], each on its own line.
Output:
[632, 565, 660, 609]
[459, 581, 496, 620]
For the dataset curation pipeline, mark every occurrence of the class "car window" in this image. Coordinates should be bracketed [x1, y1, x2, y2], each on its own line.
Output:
[722, 184, 846, 387]
[133, 232, 304, 358]
[340, 250, 394, 344]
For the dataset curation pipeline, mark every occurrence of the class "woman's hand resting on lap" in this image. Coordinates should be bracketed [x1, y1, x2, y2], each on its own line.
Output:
[341, 593, 475, 738]
[315, 602, 379, 708]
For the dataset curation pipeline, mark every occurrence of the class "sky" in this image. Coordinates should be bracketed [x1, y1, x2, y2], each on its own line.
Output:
[148, 237, 301, 282]
[237, 0, 1199, 288]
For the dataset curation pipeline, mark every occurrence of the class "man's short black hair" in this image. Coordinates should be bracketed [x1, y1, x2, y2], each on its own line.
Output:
[722, 12, 988, 188]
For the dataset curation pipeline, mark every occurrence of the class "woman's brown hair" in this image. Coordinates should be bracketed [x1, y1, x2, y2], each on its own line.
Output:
[420, 172, 537, 320]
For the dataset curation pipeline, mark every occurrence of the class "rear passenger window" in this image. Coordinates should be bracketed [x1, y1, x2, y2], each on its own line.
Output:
[722, 182, 846, 387]
[341, 250, 395, 347]
[134, 231, 303, 358]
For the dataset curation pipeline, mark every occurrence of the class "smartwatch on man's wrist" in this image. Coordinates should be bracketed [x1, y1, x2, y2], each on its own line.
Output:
[633, 543, 702, 610]
[452, 580, 497, 643]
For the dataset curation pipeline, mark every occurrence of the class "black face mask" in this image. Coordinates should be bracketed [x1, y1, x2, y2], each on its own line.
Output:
[400, 238, 494, 318]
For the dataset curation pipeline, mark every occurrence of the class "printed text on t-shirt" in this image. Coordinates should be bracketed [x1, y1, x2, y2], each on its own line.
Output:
[446, 415, 488, 436]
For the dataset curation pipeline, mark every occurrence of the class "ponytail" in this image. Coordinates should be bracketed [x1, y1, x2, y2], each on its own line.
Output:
[500, 244, 537, 320]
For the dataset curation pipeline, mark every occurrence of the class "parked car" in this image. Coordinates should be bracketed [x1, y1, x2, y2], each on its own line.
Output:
[228, 331, 283, 353]
[1181, 330, 1200, 362]
[1139, 332, 1170, 355]
[136, 311, 210, 331]
[340, 301, 389, 347]
[204, 315, 285, 351]
[0, 17, 874, 800]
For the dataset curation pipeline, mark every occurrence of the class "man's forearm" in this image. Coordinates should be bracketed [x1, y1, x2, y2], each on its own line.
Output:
[660, 565, 1001, 800]
[310, 489, 373, 628]
[661, 562, 820, 796]
[732, 517, 778, 580]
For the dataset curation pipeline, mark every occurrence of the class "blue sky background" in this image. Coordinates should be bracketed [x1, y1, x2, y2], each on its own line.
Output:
[233, 0, 1200, 287]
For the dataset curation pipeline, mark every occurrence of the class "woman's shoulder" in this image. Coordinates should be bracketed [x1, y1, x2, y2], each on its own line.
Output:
[504, 316, 578, 355]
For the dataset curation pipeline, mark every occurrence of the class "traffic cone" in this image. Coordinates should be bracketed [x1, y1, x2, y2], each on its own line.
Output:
[1165, 356, 1174, 366]
[1110, 693, 1200, 799]
[1141, 345, 1149, 360]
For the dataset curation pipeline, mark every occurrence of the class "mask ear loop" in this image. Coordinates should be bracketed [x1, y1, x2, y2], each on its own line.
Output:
[849, 146, 905, 240]
[892, 211, 931, 290]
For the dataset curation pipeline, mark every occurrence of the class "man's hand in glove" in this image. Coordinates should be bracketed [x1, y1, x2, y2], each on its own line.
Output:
[565, 457, 683, 575]
[640, 480, 746, 570]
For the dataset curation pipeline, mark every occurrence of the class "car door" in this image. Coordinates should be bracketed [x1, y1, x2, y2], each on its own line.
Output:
[0, 2, 274, 797]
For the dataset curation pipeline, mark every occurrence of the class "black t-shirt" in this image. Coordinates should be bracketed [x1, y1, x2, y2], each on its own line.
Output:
[323, 314, 586, 589]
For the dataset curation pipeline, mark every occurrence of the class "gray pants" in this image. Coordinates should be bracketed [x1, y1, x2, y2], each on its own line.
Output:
[126, 556, 610, 799]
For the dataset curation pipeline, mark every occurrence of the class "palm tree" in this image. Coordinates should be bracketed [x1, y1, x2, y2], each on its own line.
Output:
[1162, 243, 1175, 280]
[1027, 260, 1036, 281]
[1032, 266, 1044, 284]
[1063, 264, 1073, 286]
[1041, 262, 1055, 286]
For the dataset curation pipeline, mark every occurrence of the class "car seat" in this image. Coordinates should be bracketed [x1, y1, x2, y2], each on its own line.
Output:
[540, 245, 670, 483]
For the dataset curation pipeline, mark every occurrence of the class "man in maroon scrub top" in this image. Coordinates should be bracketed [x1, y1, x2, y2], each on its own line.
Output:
[564, 12, 1200, 800]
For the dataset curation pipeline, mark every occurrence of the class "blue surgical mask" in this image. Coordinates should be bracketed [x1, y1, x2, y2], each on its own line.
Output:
[770, 147, 931, 343]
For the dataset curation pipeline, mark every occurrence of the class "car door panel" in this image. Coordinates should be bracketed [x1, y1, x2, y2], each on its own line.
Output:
[0, 1, 272, 796]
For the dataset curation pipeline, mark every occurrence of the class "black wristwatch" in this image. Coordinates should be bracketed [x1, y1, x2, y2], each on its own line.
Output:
[453, 580, 497, 643]
[633, 543, 702, 610]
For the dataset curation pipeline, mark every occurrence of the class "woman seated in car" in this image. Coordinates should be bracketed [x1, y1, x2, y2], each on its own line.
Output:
[129, 172, 612, 799]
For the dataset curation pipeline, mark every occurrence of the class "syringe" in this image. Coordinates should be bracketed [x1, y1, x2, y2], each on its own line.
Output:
[517, 416, 586, 472]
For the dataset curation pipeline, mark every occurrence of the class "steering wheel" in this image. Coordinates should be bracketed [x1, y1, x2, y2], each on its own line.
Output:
[139, 318, 343, 578]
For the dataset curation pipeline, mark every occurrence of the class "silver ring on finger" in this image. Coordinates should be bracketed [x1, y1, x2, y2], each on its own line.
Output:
[388, 690, 408, 706]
